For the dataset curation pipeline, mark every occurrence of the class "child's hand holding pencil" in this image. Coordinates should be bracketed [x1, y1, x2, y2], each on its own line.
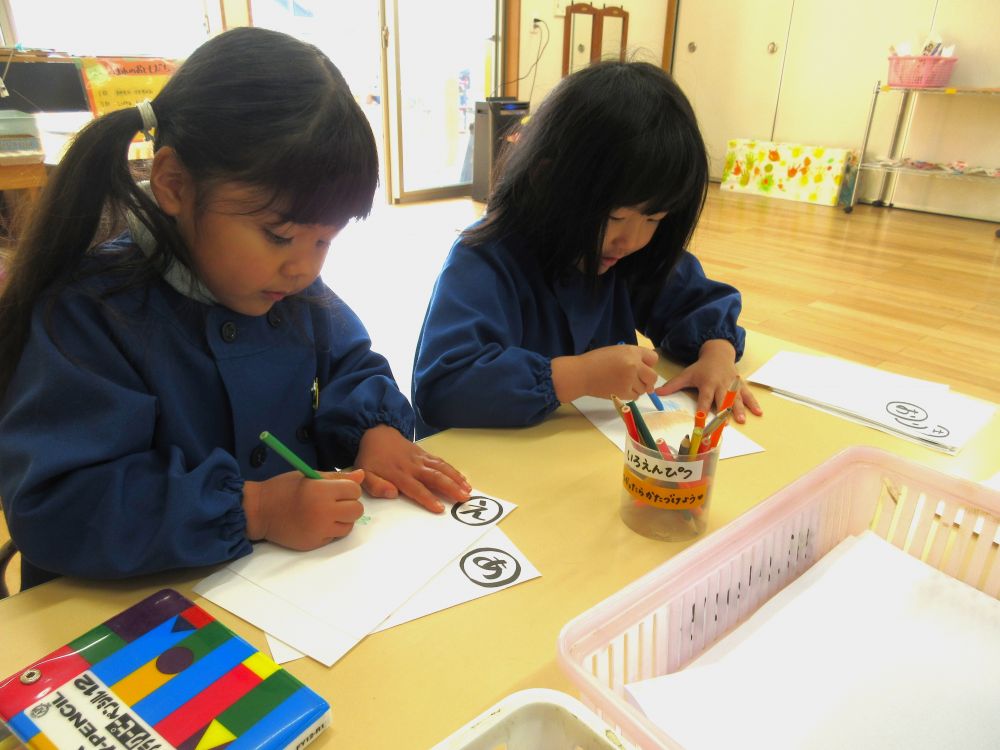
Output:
[243, 461, 366, 550]
[552, 343, 660, 403]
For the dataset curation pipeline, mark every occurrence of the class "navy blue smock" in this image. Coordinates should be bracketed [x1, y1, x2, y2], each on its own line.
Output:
[412, 235, 745, 437]
[0, 234, 412, 589]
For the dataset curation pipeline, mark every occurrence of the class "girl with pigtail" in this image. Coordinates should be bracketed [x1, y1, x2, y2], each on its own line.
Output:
[0, 27, 469, 591]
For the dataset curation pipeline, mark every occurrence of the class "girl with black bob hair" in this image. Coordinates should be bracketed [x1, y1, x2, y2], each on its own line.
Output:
[413, 60, 762, 436]
[0, 27, 469, 591]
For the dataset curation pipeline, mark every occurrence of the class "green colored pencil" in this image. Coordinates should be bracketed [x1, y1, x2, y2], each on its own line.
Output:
[259, 431, 321, 479]
[626, 400, 657, 449]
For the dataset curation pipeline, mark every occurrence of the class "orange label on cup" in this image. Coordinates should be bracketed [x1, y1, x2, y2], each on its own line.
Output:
[623, 468, 707, 509]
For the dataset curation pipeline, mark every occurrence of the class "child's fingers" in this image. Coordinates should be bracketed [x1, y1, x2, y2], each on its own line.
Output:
[319, 468, 365, 484]
[654, 371, 688, 396]
[394, 474, 446, 514]
[730, 398, 747, 424]
[741, 386, 764, 416]
[323, 519, 360, 542]
[420, 454, 472, 495]
[420, 467, 471, 504]
[329, 498, 365, 524]
[361, 472, 399, 499]
[695, 387, 715, 417]
[639, 348, 660, 366]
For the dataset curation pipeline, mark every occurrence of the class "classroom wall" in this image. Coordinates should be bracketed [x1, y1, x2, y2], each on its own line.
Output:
[515, 0, 667, 111]
[514, 0, 1000, 223]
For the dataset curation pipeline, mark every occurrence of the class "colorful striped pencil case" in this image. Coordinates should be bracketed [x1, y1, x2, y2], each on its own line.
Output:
[0, 589, 329, 750]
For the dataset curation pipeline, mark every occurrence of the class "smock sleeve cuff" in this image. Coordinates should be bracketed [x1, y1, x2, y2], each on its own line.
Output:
[697, 328, 746, 361]
[340, 409, 415, 462]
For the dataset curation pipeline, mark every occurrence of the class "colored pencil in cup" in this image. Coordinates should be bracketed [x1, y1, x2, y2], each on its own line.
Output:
[626, 400, 657, 449]
[679, 434, 691, 457]
[721, 376, 741, 410]
[702, 407, 733, 439]
[611, 394, 627, 417]
[688, 410, 707, 457]
[620, 404, 641, 443]
[655, 437, 675, 460]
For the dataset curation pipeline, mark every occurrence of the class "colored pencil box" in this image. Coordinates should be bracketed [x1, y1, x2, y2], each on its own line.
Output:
[0, 589, 330, 750]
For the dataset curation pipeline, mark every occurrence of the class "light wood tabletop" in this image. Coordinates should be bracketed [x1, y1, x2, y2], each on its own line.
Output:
[2, 329, 998, 748]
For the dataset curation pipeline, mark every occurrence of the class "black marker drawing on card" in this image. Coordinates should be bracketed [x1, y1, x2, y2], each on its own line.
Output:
[451, 496, 503, 526]
[460, 547, 522, 587]
[886, 401, 949, 438]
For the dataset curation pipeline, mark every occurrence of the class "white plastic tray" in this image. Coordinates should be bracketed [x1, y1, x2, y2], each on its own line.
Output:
[431, 688, 635, 749]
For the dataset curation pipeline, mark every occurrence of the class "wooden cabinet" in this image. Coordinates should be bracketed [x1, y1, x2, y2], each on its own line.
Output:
[671, 0, 791, 179]
[672, 0, 934, 181]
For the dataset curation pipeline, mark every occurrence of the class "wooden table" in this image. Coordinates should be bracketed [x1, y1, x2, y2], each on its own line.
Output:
[0, 161, 46, 208]
[2, 330, 997, 748]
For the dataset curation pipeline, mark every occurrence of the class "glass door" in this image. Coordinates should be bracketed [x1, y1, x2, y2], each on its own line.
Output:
[251, 0, 388, 203]
[384, 0, 500, 202]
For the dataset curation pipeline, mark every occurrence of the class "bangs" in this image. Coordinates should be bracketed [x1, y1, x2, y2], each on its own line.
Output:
[608, 124, 707, 216]
[213, 96, 378, 228]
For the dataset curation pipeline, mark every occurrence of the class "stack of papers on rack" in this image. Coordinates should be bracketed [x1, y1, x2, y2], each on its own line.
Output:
[625, 531, 1000, 749]
[748, 351, 994, 454]
[196, 490, 538, 666]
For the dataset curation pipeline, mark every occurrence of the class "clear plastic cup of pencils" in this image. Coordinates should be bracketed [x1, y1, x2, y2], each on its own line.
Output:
[619, 409, 719, 542]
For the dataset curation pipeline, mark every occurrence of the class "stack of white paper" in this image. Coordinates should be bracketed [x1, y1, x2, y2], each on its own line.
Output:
[196, 491, 538, 666]
[625, 531, 1000, 749]
[748, 351, 995, 453]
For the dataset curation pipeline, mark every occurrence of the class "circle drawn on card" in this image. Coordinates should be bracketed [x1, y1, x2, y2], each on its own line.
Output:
[886, 401, 928, 423]
[460, 547, 521, 587]
[451, 495, 503, 526]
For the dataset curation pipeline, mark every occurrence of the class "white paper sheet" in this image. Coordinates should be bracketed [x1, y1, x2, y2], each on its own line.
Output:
[574, 389, 764, 459]
[264, 526, 540, 663]
[981, 470, 1000, 491]
[748, 351, 995, 454]
[196, 490, 514, 666]
[625, 531, 1000, 749]
[374, 525, 540, 631]
[266, 634, 303, 664]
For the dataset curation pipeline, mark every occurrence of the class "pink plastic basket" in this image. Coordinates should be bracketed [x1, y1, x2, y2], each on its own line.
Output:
[887, 55, 957, 88]
[557, 446, 1000, 749]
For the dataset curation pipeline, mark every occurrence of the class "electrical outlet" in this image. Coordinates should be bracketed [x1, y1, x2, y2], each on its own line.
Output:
[531, 18, 540, 32]
[554, 0, 567, 17]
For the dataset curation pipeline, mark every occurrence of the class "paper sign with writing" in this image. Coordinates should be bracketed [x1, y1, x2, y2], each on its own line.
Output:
[79, 58, 178, 118]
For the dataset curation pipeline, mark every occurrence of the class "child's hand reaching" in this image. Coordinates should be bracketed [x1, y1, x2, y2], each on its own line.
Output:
[655, 339, 763, 423]
[552, 344, 660, 403]
[242, 469, 365, 549]
[354, 425, 472, 513]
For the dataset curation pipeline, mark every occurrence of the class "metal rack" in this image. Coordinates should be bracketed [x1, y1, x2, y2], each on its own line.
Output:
[845, 81, 1000, 237]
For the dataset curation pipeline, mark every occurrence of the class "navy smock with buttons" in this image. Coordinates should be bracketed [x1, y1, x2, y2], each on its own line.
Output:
[0, 233, 412, 589]
[412, 235, 745, 437]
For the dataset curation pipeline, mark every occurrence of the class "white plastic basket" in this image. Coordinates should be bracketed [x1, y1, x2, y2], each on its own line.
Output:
[557, 446, 1000, 749]
[431, 688, 635, 749]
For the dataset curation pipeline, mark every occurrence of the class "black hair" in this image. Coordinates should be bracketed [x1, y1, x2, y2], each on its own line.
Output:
[0, 26, 378, 398]
[464, 60, 708, 311]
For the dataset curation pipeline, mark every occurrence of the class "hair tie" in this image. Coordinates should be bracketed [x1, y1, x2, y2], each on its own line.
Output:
[136, 99, 157, 141]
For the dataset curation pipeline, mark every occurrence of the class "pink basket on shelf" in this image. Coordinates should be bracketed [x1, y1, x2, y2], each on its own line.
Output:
[557, 446, 1000, 749]
[888, 55, 957, 87]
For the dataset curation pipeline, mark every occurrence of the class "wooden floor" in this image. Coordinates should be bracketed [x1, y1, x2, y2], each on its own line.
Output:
[3, 189, 999, 596]
[693, 190, 1000, 405]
